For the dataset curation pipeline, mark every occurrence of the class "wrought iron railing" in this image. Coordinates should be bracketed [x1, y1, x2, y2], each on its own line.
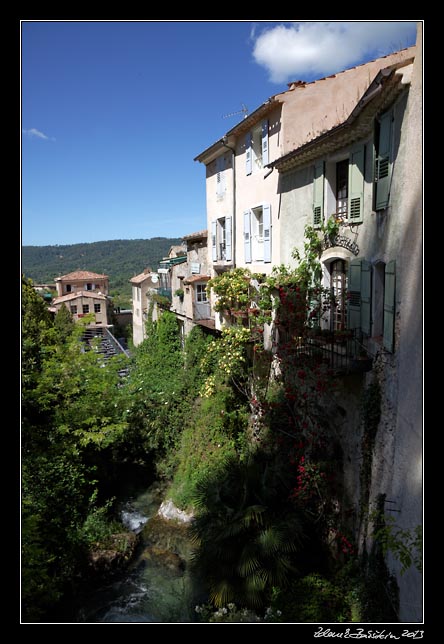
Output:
[277, 327, 373, 375]
[157, 287, 172, 301]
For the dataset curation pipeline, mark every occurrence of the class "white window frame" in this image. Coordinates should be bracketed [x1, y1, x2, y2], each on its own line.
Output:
[196, 283, 208, 303]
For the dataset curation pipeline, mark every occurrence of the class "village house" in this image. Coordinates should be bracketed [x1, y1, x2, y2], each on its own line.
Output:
[170, 229, 214, 339]
[194, 25, 422, 622]
[137, 233, 215, 345]
[194, 45, 414, 332]
[129, 268, 159, 347]
[271, 40, 422, 621]
[52, 270, 112, 327]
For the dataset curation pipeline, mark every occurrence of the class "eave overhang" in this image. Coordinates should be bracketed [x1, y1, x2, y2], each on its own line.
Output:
[269, 58, 414, 174]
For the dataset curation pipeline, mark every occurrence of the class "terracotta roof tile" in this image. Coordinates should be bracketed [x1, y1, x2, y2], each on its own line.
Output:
[53, 290, 108, 305]
[183, 274, 211, 284]
[130, 271, 155, 284]
[55, 270, 108, 281]
[182, 229, 208, 241]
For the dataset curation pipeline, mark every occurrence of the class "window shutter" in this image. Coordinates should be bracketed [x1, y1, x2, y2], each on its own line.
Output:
[312, 161, 324, 228]
[246, 132, 252, 175]
[347, 258, 362, 330]
[348, 145, 365, 223]
[263, 204, 271, 263]
[361, 260, 371, 335]
[211, 221, 217, 261]
[225, 216, 232, 262]
[262, 120, 269, 166]
[244, 211, 252, 263]
[383, 260, 396, 352]
[375, 111, 392, 210]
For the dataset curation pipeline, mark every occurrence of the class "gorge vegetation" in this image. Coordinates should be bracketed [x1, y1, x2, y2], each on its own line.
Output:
[22, 227, 419, 622]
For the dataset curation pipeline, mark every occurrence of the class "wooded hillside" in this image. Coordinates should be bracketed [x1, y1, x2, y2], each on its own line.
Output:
[22, 237, 183, 306]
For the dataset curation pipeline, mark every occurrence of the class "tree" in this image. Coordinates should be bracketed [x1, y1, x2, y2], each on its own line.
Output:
[54, 303, 75, 342]
[190, 453, 306, 610]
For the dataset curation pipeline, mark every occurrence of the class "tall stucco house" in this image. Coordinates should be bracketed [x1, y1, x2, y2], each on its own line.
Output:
[170, 229, 214, 338]
[52, 270, 112, 327]
[194, 45, 414, 332]
[267, 37, 423, 622]
[130, 268, 159, 347]
[138, 232, 215, 344]
[194, 27, 422, 622]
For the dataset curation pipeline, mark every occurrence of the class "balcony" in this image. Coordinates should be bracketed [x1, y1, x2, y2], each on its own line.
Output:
[277, 327, 373, 375]
[157, 287, 172, 301]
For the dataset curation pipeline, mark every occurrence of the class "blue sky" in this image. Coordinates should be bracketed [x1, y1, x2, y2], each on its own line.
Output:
[21, 20, 418, 246]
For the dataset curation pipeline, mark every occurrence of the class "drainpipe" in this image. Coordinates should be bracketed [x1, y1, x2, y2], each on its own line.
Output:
[221, 136, 236, 268]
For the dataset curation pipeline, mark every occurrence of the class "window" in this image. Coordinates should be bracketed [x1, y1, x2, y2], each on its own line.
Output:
[66, 284, 72, 293]
[211, 216, 232, 262]
[82, 304, 90, 314]
[70, 305, 77, 314]
[246, 120, 269, 175]
[374, 110, 393, 210]
[347, 258, 395, 351]
[312, 161, 324, 228]
[336, 160, 348, 219]
[216, 155, 226, 199]
[94, 303, 101, 313]
[330, 260, 347, 331]
[316, 144, 365, 227]
[244, 204, 271, 263]
[86, 283, 93, 291]
[252, 207, 264, 261]
[196, 283, 207, 303]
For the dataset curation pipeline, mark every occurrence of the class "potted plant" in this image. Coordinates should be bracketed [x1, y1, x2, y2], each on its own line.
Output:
[174, 288, 184, 301]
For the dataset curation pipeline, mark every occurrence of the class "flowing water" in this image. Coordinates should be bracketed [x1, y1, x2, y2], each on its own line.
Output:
[75, 483, 202, 623]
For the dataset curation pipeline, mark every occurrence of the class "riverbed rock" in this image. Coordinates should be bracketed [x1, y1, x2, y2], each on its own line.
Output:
[157, 499, 194, 524]
[88, 531, 139, 578]
[141, 545, 185, 573]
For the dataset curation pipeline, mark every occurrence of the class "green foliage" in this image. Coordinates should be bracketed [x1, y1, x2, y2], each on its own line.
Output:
[273, 573, 348, 622]
[54, 303, 75, 342]
[78, 498, 125, 549]
[168, 383, 249, 509]
[207, 267, 259, 312]
[372, 509, 422, 576]
[189, 452, 306, 610]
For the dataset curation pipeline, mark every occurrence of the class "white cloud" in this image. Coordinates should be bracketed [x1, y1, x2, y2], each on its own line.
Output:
[22, 128, 55, 141]
[252, 21, 417, 83]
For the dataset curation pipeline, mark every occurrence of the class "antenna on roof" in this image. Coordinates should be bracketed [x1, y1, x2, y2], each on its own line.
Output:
[222, 103, 249, 119]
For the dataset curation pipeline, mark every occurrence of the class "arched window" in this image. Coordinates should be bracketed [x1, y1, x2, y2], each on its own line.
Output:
[330, 259, 347, 331]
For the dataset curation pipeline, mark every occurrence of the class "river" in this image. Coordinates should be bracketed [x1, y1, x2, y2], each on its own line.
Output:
[74, 482, 204, 623]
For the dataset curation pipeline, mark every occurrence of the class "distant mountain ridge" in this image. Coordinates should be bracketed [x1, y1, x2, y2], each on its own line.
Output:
[22, 237, 183, 303]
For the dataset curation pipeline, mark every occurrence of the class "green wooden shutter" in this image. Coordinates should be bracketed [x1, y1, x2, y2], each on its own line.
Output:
[375, 111, 392, 210]
[347, 258, 362, 330]
[361, 260, 372, 335]
[348, 145, 365, 223]
[312, 161, 324, 229]
[383, 260, 396, 352]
